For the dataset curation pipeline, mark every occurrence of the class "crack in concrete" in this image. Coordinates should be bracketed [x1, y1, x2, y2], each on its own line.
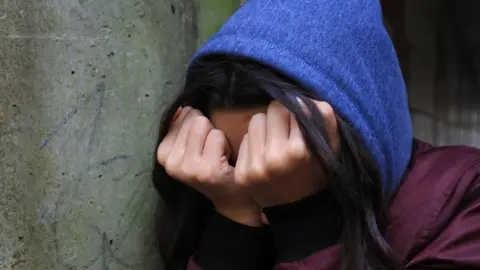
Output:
[0, 34, 106, 42]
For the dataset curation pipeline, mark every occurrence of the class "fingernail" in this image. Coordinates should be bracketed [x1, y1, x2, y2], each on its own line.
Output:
[296, 97, 311, 117]
[261, 213, 269, 225]
[171, 106, 183, 124]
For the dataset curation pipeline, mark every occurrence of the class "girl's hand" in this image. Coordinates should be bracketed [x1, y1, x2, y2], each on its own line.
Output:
[157, 107, 262, 227]
[235, 101, 339, 207]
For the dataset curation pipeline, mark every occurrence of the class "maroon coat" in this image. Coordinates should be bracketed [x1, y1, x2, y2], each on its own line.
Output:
[188, 140, 480, 269]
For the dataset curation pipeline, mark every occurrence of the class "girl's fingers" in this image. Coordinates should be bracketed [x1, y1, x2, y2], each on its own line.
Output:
[288, 111, 310, 160]
[157, 107, 191, 164]
[184, 116, 213, 162]
[167, 119, 191, 164]
[158, 107, 195, 159]
[163, 109, 203, 165]
[170, 106, 183, 124]
[261, 213, 269, 225]
[296, 96, 311, 117]
[248, 113, 267, 168]
[169, 106, 192, 134]
[266, 101, 290, 151]
[203, 129, 230, 162]
[312, 101, 340, 152]
[289, 111, 303, 141]
[234, 134, 249, 184]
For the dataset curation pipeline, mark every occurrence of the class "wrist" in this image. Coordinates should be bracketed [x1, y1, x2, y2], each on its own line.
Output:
[263, 191, 342, 262]
[196, 211, 273, 270]
[214, 203, 263, 227]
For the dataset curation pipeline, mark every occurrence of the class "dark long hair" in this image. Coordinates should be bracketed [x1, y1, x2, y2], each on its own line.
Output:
[152, 55, 401, 270]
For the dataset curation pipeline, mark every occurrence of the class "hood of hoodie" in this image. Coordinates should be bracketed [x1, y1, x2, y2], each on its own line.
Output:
[190, 0, 413, 193]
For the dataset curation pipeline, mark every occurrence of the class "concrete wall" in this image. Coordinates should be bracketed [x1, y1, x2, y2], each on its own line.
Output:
[0, 0, 198, 269]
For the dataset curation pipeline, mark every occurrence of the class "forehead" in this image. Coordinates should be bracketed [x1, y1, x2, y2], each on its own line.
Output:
[209, 106, 268, 161]
[209, 106, 268, 135]
[210, 107, 264, 123]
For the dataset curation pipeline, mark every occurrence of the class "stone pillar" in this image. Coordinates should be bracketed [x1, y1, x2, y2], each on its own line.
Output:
[0, 1, 196, 269]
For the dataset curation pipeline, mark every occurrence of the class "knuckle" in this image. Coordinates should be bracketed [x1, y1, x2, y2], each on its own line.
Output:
[189, 108, 203, 117]
[235, 168, 255, 188]
[268, 100, 283, 112]
[248, 113, 266, 129]
[234, 169, 248, 186]
[191, 116, 212, 130]
[209, 129, 226, 140]
[196, 167, 215, 185]
[180, 162, 196, 181]
[184, 108, 203, 120]
[265, 150, 289, 172]
[164, 158, 180, 178]
[206, 129, 227, 146]
[235, 175, 250, 188]
[249, 162, 268, 180]
[156, 147, 168, 166]
[320, 102, 335, 119]
[289, 140, 310, 161]
[157, 138, 175, 165]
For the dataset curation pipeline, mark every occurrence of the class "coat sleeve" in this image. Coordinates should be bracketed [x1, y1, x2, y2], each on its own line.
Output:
[187, 211, 273, 270]
[188, 191, 342, 270]
[264, 191, 343, 270]
[405, 173, 480, 268]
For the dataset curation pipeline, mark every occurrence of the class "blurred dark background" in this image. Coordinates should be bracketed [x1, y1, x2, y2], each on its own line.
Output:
[382, 0, 480, 147]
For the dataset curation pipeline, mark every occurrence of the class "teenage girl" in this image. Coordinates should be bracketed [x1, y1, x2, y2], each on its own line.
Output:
[153, 0, 480, 269]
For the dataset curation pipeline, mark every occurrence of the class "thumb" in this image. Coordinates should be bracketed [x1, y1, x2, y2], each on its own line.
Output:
[261, 212, 269, 225]
[203, 129, 232, 166]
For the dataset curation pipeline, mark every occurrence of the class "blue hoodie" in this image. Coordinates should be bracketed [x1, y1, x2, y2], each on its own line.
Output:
[191, 0, 413, 192]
